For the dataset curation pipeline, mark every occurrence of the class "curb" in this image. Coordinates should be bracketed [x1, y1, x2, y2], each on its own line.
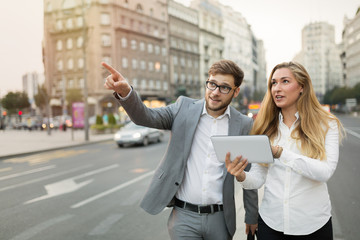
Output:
[0, 138, 112, 161]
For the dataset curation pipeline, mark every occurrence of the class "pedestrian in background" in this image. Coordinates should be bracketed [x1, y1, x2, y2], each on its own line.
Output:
[225, 61, 344, 240]
[102, 59, 258, 239]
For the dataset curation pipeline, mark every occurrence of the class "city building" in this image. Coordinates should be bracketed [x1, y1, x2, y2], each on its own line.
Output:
[190, 0, 224, 96]
[168, 0, 201, 100]
[294, 22, 343, 100]
[22, 72, 44, 115]
[342, 7, 360, 87]
[43, 0, 169, 117]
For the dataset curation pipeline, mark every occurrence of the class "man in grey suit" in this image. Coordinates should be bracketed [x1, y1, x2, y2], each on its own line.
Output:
[102, 59, 258, 239]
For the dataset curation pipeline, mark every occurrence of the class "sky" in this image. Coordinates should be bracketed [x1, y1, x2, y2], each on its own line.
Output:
[0, 0, 359, 97]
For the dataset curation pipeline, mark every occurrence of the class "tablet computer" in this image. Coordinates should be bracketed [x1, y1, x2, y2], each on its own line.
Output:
[210, 135, 274, 163]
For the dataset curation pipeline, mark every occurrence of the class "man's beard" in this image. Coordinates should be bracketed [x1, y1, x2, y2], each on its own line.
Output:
[206, 92, 234, 112]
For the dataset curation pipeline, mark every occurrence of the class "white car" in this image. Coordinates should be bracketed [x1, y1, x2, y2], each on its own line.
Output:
[114, 121, 163, 147]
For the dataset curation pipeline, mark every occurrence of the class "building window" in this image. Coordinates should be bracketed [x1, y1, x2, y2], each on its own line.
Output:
[155, 62, 161, 72]
[56, 20, 63, 30]
[77, 36, 83, 48]
[68, 79, 74, 88]
[188, 59, 192, 68]
[140, 60, 146, 70]
[150, 8, 153, 16]
[57, 60, 63, 71]
[163, 81, 168, 91]
[77, 16, 83, 27]
[132, 78, 138, 88]
[102, 56, 112, 65]
[121, 16, 126, 26]
[162, 64, 167, 73]
[101, 34, 111, 46]
[122, 57, 128, 68]
[78, 58, 84, 68]
[100, 0, 109, 4]
[149, 79, 154, 89]
[131, 40, 137, 50]
[132, 59, 137, 69]
[141, 79, 146, 89]
[147, 43, 153, 53]
[155, 45, 160, 55]
[162, 47, 167, 56]
[79, 78, 84, 88]
[136, 4, 143, 13]
[181, 73, 186, 84]
[121, 37, 127, 48]
[101, 13, 110, 25]
[173, 56, 178, 65]
[56, 40, 63, 51]
[66, 18, 73, 29]
[156, 80, 161, 90]
[67, 38, 73, 49]
[67, 58, 74, 69]
[148, 62, 154, 71]
[140, 42, 145, 51]
[174, 72, 178, 83]
[180, 57, 185, 67]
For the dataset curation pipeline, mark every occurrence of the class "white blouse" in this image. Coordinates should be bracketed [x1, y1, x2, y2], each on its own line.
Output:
[241, 112, 339, 235]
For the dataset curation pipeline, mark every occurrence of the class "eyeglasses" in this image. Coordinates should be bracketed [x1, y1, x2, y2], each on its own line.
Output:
[205, 81, 237, 94]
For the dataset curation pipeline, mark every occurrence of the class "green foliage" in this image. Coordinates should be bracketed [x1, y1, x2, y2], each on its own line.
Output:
[175, 86, 188, 97]
[1, 91, 30, 114]
[323, 85, 357, 105]
[108, 113, 116, 125]
[34, 84, 49, 108]
[66, 88, 83, 107]
[95, 115, 103, 125]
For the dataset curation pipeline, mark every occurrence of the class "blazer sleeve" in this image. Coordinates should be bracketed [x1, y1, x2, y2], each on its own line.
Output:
[242, 164, 259, 224]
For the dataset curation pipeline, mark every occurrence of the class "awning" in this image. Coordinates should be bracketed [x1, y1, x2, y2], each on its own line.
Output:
[87, 97, 97, 105]
[49, 98, 61, 106]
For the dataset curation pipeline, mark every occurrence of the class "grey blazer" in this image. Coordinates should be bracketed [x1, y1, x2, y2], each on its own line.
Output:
[114, 90, 258, 237]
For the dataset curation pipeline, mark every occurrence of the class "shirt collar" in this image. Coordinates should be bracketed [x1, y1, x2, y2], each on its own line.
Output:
[202, 102, 231, 119]
[279, 111, 300, 122]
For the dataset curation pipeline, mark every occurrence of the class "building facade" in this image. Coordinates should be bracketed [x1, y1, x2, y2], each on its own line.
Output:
[294, 22, 343, 99]
[190, 0, 224, 96]
[43, 0, 169, 117]
[168, 0, 201, 99]
[342, 7, 360, 87]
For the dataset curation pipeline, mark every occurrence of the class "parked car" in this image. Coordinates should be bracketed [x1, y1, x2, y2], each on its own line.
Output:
[114, 121, 163, 147]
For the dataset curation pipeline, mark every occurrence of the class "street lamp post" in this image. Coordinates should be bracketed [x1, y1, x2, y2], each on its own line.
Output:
[82, 0, 89, 141]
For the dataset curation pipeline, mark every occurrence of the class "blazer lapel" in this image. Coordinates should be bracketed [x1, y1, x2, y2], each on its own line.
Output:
[184, 99, 204, 152]
[228, 107, 242, 136]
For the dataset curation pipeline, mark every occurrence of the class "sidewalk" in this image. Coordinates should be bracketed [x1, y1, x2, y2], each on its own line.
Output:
[0, 129, 114, 159]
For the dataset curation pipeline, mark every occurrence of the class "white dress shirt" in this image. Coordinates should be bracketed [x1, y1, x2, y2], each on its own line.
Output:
[176, 103, 230, 205]
[241, 112, 339, 235]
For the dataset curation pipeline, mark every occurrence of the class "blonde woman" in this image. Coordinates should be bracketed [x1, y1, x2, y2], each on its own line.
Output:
[225, 62, 344, 239]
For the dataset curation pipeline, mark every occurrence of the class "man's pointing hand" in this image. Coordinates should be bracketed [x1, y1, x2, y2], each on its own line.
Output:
[102, 62, 131, 97]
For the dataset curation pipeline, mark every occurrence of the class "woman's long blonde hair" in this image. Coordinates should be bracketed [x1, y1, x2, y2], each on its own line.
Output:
[250, 62, 344, 160]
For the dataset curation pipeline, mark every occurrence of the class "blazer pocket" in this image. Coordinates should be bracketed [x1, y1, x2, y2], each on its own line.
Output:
[155, 168, 165, 179]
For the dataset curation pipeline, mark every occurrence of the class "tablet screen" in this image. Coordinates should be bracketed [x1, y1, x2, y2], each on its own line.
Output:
[210, 135, 274, 163]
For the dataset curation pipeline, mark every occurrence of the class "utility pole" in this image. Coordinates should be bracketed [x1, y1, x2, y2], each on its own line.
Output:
[82, 0, 89, 141]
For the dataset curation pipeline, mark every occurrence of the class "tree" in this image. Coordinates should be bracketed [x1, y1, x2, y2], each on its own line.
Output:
[66, 88, 83, 112]
[34, 84, 49, 112]
[1, 91, 30, 114]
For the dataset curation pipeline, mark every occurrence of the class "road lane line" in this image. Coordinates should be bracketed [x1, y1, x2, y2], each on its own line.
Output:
[88, 214, 124, 236]
[9, 214, 73, 240]
[71, 170, 155, 209]
[0, 165, 56, 181]
[23, 164, 119, 204]
[345, 128, 360, 139]
[0, 165, 93, 192]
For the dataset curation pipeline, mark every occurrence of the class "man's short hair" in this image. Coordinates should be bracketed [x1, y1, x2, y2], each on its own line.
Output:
[208, 60, 244, 87]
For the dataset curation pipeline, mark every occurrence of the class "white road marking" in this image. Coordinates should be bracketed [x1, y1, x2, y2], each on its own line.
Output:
[24, 164, 119, 204]
[0, 164, 92, 193]
[0, 165, 56, 181]
[346, 128, 360, 139]
[71, 170, 155, 209]
[9, 214, 73, 240]
[88, 214, 124, 236]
